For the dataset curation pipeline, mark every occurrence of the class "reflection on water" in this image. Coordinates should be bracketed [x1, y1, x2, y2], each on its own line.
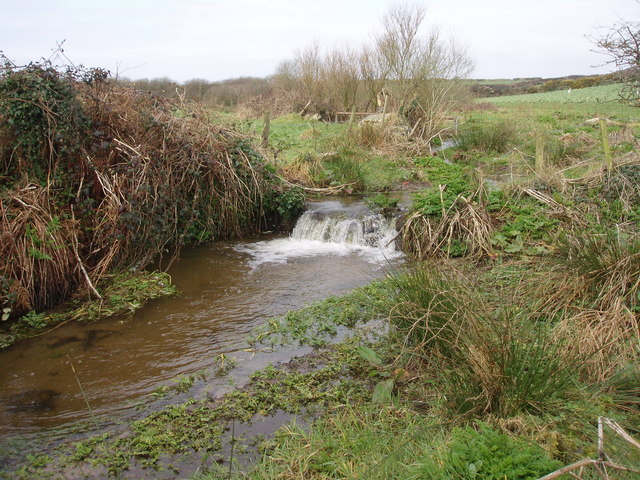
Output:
[0, 198, 403, 439]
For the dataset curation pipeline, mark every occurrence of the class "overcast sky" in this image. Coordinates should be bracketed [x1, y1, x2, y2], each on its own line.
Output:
[1, 0, 637, 82]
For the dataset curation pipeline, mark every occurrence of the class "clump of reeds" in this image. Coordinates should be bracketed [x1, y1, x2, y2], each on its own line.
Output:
[555, 229, 640, 310]
[400, 184, 495, 259]
[455, 119, 518, 154]
[535, 228, 640, 384]
[390, 263, 584, 418]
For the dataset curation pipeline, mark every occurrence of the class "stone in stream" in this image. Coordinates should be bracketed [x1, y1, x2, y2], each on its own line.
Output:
[48, 335, 82, 349]
[7, 389, 60, 411]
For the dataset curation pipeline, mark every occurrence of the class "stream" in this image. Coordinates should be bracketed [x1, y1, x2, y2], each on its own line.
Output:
[0, 196, 405, 453]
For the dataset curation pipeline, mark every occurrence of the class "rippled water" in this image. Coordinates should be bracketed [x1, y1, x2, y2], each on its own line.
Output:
[0, 197, 404, 439]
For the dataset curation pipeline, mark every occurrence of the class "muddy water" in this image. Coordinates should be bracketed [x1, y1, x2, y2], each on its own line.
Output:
[0, 197, 404, 442]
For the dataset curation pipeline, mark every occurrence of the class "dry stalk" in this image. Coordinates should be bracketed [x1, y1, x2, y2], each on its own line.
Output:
[400, 186, 494, 259]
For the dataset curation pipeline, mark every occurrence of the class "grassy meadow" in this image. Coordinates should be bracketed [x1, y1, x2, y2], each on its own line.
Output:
[487, 83, 625, 104]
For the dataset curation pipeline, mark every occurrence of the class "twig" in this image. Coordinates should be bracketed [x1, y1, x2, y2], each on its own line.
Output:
[597, 417, 606, 462]
[538, 459, 610, 479]
[539, 417, 640, 480]
[67, 354, 100, 431]
[71, 208, 102, 300]
[602, 417, 640, 451]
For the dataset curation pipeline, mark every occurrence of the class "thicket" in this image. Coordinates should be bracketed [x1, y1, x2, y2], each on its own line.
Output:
[0, 58, 301, 325]
[239, 4, 473, 148]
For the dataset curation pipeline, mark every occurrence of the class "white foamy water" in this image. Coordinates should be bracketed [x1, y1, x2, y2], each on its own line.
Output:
[236, 201, 404, 267]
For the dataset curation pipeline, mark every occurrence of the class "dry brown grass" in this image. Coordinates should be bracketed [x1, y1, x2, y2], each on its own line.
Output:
[400, 186, 495, 259]
[0, 187, 76, 313]
[554, 303, 639, 383]
[1, 78, 276, 316]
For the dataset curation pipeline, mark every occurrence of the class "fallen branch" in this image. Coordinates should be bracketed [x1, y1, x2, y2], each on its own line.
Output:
[71, 208, 102, 301]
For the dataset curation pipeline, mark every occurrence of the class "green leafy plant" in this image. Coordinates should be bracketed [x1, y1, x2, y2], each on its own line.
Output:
[492, 202, 558, 255]
[414, 422, 562, 479]
[20, 310, 47, 329]
[365, 193, 399, 212]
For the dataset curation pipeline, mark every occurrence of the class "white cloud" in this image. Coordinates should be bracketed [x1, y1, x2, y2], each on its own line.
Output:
[1, 0, 638, 81]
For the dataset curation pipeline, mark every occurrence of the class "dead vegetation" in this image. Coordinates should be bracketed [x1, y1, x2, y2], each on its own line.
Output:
[0, 60, 292, 319]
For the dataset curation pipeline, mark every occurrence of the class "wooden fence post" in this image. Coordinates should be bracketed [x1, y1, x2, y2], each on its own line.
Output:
[261, 111, 271, 148]
[381, 94, 389, 123]
[599, 118, 613, 171]
[347, 104, 357, 134]
[535, 134, 545, 174]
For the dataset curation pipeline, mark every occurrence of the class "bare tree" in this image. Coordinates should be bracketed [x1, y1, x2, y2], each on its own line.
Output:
[375, 2, 427, 108]
[592, 18, 640, 105]
[272, 60, 297, 92]
[324, 46, 360, 111]
[359, 45, 386, 111]
[374, 2, 474, 140]
[293, 42, 325, 104]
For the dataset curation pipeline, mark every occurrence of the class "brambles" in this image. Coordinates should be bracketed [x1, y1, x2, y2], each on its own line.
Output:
[0, 59, 294, 329]
[0, 57, 97, 180]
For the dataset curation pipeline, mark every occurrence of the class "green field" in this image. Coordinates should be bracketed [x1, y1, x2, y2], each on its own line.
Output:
[484, 83, 624, 104]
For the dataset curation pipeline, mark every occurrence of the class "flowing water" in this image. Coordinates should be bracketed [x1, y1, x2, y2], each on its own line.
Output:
[0, 197, 405, 446]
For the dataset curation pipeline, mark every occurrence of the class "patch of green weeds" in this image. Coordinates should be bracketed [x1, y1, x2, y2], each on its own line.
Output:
[412, 157, 475, 217]
[1, 271, 177, 349]
[364, 193, 399, 214]
[7, 343, 375, 478]
[248, 280, 394, 347]
[414, 422, 562, 479]
[492, 200, 559, 255]
[149, 369, 208, 401]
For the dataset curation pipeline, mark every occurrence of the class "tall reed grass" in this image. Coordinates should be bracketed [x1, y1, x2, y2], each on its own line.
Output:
[389, 264, 585, 417]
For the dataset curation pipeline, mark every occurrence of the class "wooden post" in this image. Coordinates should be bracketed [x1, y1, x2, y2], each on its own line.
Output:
[381, 94, 389, 123]
[600, 118, 612, 171]
[535, 134, 545, 174]
[261, 111, 271, 148]
[347, 104, 357, 134]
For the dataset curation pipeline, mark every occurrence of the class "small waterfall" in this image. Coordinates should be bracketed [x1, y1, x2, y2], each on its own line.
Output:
[237, 199, 403, 266]
[291, 210, 398, 250]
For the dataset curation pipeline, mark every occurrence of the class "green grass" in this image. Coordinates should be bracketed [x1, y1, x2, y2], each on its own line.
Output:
[232, 404, 446, 480]
[484, 83, 625, 104]
[246, 113, 347, 164]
